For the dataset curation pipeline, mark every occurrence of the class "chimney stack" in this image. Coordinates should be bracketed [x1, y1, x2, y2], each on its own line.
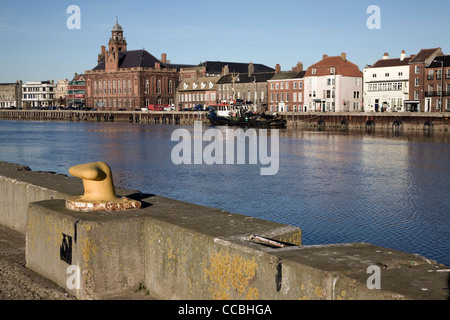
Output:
[296, 62, 303, 72]
[341, 52, 347, 61]
[161, 53, 167, 64]
[323, 54, 328, 60]
[275, 64, 281, 73]
[400, 50, 406, 61]
[222, 65, 230, 75]
[248, 62, 254, 76]
[383, 52, 389, 60]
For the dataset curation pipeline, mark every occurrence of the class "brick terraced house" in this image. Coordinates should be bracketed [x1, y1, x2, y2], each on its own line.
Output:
[267, 62, 306, 112]
[424, 55, 450, 112]
[407, 48, 444, 112]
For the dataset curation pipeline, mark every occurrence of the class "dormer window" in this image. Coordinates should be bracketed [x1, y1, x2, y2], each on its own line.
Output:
[312, 68, 316, 75]
[330, 68, 335, 75]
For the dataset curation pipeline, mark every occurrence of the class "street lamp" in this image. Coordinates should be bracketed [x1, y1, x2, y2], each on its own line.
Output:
[433, 59, 444, 113]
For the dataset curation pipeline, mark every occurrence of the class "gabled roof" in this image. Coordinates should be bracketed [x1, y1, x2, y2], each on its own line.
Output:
[92, 50, 167, 70]
[409, 48, 442, 64]
[305, 56, 362, 77]
[370, 57, 412, 68]
[235, 72, 275, 83]
[197, 61, 274, 74]
[269, 70, 306, 81]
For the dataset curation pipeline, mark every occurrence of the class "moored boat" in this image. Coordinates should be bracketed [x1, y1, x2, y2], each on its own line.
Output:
[207, 104, 286, 128]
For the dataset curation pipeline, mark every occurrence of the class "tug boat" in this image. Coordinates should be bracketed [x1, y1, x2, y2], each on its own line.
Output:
[207, 103, 286, 128]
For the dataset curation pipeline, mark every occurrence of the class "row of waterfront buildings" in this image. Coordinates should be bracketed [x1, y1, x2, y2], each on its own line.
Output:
[2, 20, 449, 113]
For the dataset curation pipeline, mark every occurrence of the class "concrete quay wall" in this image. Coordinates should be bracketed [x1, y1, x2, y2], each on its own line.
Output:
[1, 110, 449, 131]
[0, 109, 209, 125]
[0, 161, 449, 300]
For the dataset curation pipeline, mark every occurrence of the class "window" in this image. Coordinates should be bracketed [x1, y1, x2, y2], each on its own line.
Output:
[415, 66, 420, 74]
[436, 69, 442, 80]
[447, 84, 450, 95]
[428, 85, 433, 95]
[270, 83, 274, 90]
[354, 91, 360, 99]
[398, 72, 403, 76]
[280, 82, 284, 90]
[299, 82, 303, 89]
[145, 80, 149, 94]
[428, 70, 434, 80]
[108, 81, 111, 94]
[276, 83, 279, 90]
[113, 81, 116, 94]
[293, 92, 297, 102]
[128, 80, 131, 94]
[414, 90, 420, 100]
[293, 82, 297, 89]
[168, 80, 173, 94]
[415, 78, 420, 87]
[373, 74, 377, 78]
[385, 73, 390, 77]
[123, 80, 126, 94]
[446, 69, 450, 79]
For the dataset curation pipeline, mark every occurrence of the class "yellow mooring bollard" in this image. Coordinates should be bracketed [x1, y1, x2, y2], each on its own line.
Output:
[65, 161, 141, 212]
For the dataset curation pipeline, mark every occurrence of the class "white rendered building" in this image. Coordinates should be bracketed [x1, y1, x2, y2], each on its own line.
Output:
[22, 81, 57, 108]
[363, 51, 411, 112]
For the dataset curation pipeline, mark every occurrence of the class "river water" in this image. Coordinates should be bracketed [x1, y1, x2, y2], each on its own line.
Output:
[0, 119, 449, 266]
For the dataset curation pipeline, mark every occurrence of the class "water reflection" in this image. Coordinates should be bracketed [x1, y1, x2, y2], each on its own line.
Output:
[0, 120, 448, 266]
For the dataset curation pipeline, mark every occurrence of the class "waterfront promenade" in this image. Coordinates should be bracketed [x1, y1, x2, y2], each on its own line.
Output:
[0, 109, 449, 131]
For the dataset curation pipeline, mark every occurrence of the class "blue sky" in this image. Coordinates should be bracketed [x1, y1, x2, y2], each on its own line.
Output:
[1, 0, 449, 83]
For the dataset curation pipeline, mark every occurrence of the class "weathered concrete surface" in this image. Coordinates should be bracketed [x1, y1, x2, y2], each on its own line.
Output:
[0, 224, 73, 300]
[26, 197, 449, 300]
[0, 224, 154, 300]
[25, 197, 302, 300]
[1, 161, 449, 300]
